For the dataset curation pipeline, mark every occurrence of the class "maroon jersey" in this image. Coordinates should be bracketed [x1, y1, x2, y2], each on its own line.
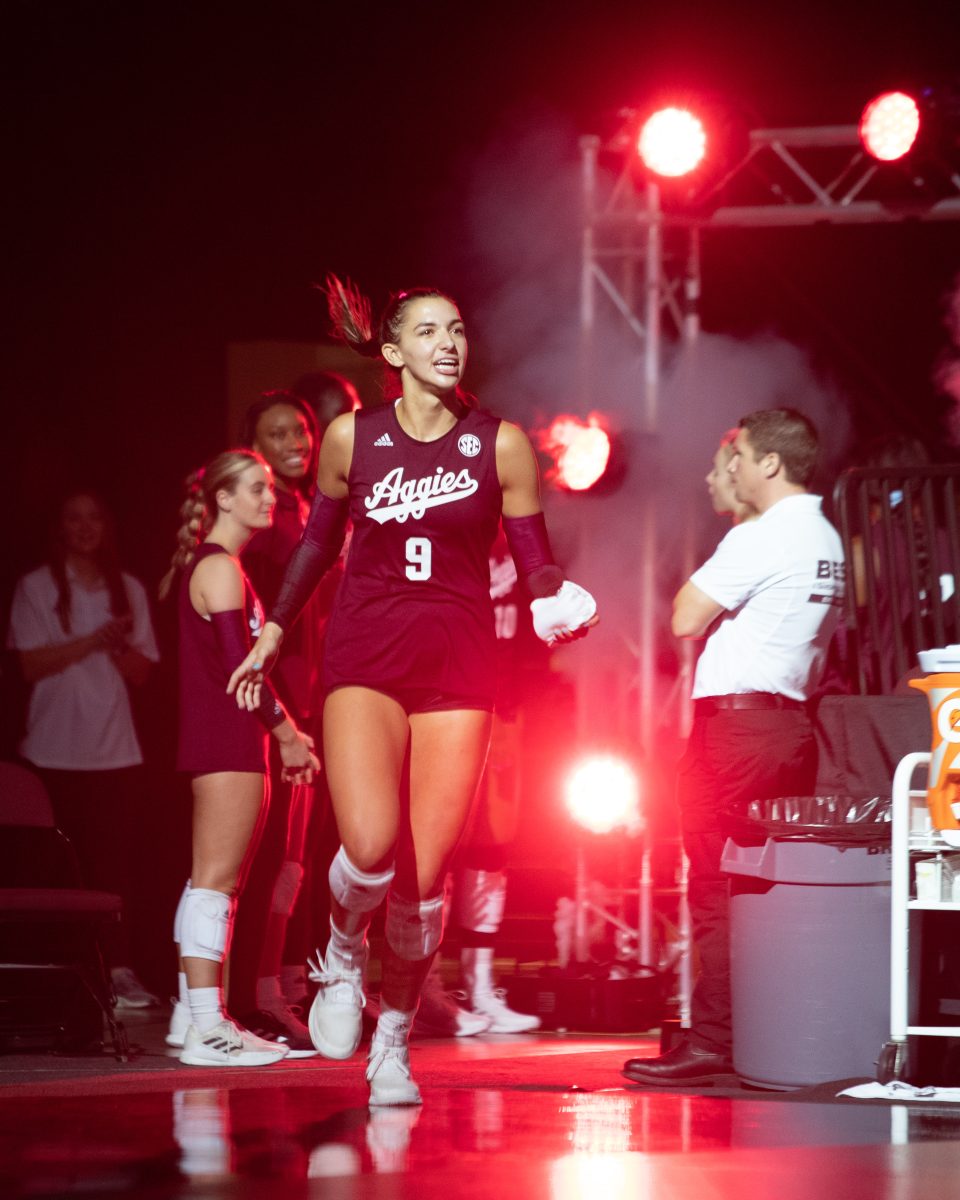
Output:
[243, 486, 341, 722]
[176, 543, 268, 774]
[322, 403, 502, 703]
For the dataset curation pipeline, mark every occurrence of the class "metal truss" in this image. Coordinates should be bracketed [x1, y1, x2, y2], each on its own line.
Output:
[580, 122, 960, 752]
[578, 123, 960, 1027]
[581, 124, 960, 357]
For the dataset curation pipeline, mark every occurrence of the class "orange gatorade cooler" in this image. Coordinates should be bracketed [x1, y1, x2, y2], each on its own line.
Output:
[910, 663, 960, 832]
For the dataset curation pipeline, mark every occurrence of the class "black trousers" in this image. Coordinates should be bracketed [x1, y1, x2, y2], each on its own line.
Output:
[677, 707, 816, 1054]
[34, 764, 143, 967]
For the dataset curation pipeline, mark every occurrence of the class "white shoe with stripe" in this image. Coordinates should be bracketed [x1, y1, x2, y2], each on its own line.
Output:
[179, 1019, 289, 1067]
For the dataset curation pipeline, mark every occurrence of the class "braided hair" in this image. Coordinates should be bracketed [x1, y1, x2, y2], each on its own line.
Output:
[158, 449, 264, 599]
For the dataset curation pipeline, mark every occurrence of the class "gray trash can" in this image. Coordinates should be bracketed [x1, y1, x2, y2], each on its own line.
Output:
[721, 796, 890, 1090]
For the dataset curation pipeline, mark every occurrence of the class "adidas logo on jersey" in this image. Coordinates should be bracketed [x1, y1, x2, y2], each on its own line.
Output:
[374, 433, 394, 447]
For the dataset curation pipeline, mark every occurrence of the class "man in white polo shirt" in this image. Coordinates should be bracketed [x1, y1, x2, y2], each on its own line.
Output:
[623, 408, 844, 1084]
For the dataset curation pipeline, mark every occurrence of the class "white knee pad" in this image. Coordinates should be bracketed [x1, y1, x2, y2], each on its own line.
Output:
[271, 860, 304, 917]
[455, 868, 507, 935]
[173, 879, 192, 945]
[328, 846, 394, 914]
[385, 890, 445, 961]
[180, 888, 233, 963]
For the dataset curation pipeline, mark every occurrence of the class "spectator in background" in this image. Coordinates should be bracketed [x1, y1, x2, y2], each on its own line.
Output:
[7, 489, 160, 1008]
[622, 409, 843, 1085]
[707, 428, 757, 527]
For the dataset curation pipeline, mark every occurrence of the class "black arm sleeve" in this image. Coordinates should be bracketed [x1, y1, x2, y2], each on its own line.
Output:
[210, 610, 286, 731]
[269, 491, 349, 633]
[502, 513, 564, 598]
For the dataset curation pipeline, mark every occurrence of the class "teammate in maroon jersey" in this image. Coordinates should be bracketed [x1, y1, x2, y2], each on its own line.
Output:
[229, 278, 598, 1104]
[160, 449, 318, 1067]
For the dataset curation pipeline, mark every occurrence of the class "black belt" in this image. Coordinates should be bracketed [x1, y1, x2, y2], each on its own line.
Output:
[695, 693, 806, 714]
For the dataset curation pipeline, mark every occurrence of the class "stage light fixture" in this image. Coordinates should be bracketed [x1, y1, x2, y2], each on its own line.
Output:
[638, 107, 707, 178]
[564, 755, 640, 836]
[859, 91, 921, 162]
[541, 415, 612, 492]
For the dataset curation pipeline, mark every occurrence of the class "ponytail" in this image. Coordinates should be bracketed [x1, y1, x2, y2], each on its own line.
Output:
[321, 274, 465, 403]
[322, 273, 380, 359]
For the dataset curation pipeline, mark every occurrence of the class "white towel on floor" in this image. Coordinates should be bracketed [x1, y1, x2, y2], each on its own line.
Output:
[839, 1081, 960, 1102]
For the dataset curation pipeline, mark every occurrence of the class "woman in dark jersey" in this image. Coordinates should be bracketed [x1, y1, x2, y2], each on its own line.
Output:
[229, 280, 598, 1104]
[160, 449, 318, 1067]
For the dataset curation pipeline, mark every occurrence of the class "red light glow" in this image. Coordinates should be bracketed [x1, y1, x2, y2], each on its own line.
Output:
[638, 107, 707, 178]
[540, 415, 612, 492]
[859, 91, 921, 162]
[565, 755, 640, 835]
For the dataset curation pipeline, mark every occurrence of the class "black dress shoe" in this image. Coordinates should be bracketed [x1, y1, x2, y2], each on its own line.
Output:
[621, 1040, 733, 1084]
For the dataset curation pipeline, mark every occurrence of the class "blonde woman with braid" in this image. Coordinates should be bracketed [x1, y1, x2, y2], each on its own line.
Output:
[229, 277, 599, 1105]
[159, 450, 319, 1067]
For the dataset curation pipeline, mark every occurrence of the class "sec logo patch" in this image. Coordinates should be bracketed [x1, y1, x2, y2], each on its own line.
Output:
[458, 434, 481, 457]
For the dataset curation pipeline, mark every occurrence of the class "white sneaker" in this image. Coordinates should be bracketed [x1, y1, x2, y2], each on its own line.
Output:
[472, 988, 541, 1033]
[366, 1043, 422, 1107]
[416, 982, 492, 1037]
[111, 966, 160, 1009]
[307, 948, 366, 1059]
[180, 1019, 290, 1067]
[166, 998, 190, 1048]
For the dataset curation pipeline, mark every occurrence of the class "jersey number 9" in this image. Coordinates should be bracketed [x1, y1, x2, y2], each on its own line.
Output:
[405, 537, 432, 581]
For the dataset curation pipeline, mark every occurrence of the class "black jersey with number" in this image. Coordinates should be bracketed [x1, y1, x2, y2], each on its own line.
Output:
[322, 402, 503, 703]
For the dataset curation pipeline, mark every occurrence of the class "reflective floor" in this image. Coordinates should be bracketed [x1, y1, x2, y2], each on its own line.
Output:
[3, 1013, 960, 1198]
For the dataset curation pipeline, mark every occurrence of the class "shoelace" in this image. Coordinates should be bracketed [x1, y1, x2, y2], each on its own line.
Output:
[475, 988, 515, 1014]
[367, 1044, 411, 1079]
[307, 951, 366, 1006]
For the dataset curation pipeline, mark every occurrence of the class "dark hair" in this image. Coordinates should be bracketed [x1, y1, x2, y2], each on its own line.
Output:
[50, 490, 130, 634]
[159, 449, 265, 600]
[291, 371, 359, 432]
[238, 390, 319, 486]
[322, 274, 467, 403]
[738, 407, 818, 487]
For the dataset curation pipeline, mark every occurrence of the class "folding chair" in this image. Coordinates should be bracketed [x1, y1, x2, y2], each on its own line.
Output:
[0, 761, 129, 1060]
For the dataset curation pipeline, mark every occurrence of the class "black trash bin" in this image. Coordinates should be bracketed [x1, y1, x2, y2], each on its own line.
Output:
[721, 795, 891, 1090]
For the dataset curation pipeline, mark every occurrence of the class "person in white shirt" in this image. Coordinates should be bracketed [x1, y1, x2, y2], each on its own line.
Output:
[623, 408, 844, 1085]
[7, 489, 161, 1008]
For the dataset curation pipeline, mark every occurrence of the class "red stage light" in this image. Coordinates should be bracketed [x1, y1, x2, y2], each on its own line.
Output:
[859, 91, 921, 162]
[638, 107, 707, 178]
[564, 755, 640, 835]
[543, 415, 612, 492]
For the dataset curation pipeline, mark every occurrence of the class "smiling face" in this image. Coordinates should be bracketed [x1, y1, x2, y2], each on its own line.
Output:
[218, 462, 277, 532]
[252, 402, 314, 485]
[381, 296, 467, 397]
[61, 493, 107, 557]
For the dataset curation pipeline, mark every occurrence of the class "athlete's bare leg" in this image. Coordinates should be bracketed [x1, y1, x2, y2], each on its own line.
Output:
[403, 708, 493, 895]
[322, 687, 410, 936]
[382, 707, 492, 1012]
[181, 771, 266, 989]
